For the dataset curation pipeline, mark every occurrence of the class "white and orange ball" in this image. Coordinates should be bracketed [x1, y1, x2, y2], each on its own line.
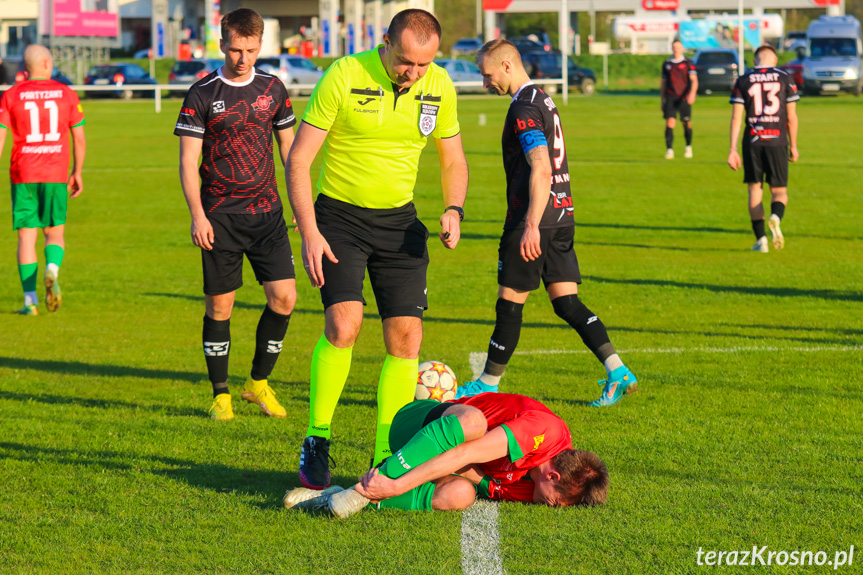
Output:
[416, 361, 458, 402]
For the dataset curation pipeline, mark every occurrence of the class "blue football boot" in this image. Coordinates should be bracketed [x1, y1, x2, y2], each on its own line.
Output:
[589, 366, 638, 407]
[455, 379, 499, 399]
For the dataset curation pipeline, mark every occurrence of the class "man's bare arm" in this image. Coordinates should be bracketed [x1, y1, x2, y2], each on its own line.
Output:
[68, 125, 86, 197]
[435, 134, 469, 250]
[178, 136, 213, 250]
[521, 144, 552, 262]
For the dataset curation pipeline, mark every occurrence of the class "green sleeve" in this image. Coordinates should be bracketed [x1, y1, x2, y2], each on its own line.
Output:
[500, 424, 524, 463]
[303, 59, 347, 131]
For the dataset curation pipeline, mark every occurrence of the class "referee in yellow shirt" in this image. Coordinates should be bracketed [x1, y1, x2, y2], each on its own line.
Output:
[287, 9, 469, 489]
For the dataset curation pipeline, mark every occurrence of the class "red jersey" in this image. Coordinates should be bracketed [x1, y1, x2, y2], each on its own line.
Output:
[452, 393, 573, 502]
[0, 79, 85, 184]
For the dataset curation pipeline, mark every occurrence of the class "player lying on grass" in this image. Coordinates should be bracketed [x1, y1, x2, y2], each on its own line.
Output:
[283, 393, 609, 517]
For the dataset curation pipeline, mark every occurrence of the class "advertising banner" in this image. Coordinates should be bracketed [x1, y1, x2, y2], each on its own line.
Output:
[41, 0, 120, 38]
[679, 19, 761, 50]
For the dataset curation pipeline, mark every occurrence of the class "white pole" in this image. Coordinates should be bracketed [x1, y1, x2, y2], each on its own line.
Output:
[738, 0, 745, 74]
[560, 0, 568, 105]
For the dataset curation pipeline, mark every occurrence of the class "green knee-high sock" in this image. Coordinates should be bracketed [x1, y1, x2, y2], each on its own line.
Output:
[376, 482, 436, 511]
[374, 355, 419, 466]
[381, 415, 465, 479]
[44, 244, 64, 271]
[306, 334, 353, 440]
[18, 262, 38, 304]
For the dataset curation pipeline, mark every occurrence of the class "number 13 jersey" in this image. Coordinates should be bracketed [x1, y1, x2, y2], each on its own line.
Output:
[501, 82, 574, 230]
[0, 79, 85, 184]
[730, 67, 799, 148]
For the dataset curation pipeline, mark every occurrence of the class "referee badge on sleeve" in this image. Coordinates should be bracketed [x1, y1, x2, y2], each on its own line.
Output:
[419, 103, 439, 136]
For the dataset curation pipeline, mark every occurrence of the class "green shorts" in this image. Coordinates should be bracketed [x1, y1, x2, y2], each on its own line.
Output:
[11, 183, 68, 230]
[388, 399, 452, 453]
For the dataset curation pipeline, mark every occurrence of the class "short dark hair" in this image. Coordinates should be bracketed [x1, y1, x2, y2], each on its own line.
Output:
[476, 38, 522, 66]
[221, 8, 264, 41]
[552, 450, 609, 507]
[754, 44, 778, 61]
[387, 9, 441, 46]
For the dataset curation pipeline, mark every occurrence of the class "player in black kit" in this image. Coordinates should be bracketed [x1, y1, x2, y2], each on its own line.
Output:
[175, 8, 298, 420]
[661, 39, 698, 159]
[460, 39, 637, 407]
[728, 45, 799, 253]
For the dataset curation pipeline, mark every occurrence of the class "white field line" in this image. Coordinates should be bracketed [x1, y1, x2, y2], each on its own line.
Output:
[512, 345, 863, 355]
[461, 352, 504, 575]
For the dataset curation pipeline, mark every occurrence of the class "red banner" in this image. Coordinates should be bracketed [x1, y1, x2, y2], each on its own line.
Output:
[642, 0, 680, 10]
[810, 0, 841, 5]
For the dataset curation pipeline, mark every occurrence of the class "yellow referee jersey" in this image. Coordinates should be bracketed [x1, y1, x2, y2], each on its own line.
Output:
[303, 46, 460, 209]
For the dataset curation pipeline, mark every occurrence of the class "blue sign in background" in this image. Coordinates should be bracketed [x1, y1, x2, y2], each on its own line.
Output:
[156, 22, 165, 58]
[322, 20, 330, 55]
[679, 19, 760, 50]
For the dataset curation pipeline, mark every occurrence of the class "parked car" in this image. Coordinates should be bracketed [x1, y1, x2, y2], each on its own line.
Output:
[779, 59, 805, 92]
[450, 38, 483, 57]
[169, 59, 222, 97]
[14, 67, 73, 86]
[84, 63, 157, 99]
[802, 15, 862, 96]
[435, 59, 485, 93]
[256, 55, 323, 97]
[784, 31, 807, 52]
[509, 36, 551, 54]
[693, 49, 739, 94]
[520, 50, 596, 95]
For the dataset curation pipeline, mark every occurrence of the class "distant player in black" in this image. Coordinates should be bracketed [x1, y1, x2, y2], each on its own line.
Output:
[728, 45, 799, 253]
[175, 8, 297, 420]
[465, 39, 637, 407]
[661, 39, 698, 159]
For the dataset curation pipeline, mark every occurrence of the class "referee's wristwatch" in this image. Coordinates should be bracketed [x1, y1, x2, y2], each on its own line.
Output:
[444, 205, 464, 221]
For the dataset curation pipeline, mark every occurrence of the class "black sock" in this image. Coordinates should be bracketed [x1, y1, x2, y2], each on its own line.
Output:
[752, 219, 766, 239]
[203, 314, 231, 396]
[484, 299, 524, 376]
[665, 127, 673, 149]
[250, 305, 291, 381]
[685, 127, 693, 146]
[770, 201, 786, 221]
[551, 295, 616, 364]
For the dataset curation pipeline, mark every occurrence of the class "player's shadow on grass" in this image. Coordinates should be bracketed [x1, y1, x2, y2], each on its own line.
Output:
[143, 293, 567, 329]
[0, 442, 301, 509]
[0, 356, 202, 384]
[0, 390, 200, 417]
[577, 222, 742, 235]
[586, 276, 863, 303]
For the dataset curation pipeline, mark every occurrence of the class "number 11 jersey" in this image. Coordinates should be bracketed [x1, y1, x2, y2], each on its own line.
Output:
[0, 79, 85, 184]
[730, 67, 799, 148]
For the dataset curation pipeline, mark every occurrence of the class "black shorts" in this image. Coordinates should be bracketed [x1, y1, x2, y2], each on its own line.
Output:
[663, 97, 692, 121]
[201, 209, 295, 296]
[315, 194, 429, 319]
[743, 145, 789, 188]
[498, 226, 581, 291]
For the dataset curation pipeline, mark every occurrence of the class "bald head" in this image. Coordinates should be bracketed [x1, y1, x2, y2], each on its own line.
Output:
[24, 44, 53, 78]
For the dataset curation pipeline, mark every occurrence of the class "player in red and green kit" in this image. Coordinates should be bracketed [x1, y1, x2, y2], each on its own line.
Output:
[0, 45, 85, 315]
[284, 393, 609, 516]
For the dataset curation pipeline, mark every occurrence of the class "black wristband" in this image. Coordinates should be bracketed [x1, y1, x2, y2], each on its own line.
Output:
[444, 205, 464, 221]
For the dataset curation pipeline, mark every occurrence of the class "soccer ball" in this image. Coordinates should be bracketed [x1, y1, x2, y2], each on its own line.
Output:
[416, 361, 458, 402]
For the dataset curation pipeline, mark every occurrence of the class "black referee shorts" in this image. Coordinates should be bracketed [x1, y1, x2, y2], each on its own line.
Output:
[315, 194, 429, 319]
[663, 97, 692, 121]
[498, 226, 581, 292]
[743, 144, 789, 188]
[201, 209, 295, 296]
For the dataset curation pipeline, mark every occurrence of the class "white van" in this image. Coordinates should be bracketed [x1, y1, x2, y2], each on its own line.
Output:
[802, 15, 863, 95]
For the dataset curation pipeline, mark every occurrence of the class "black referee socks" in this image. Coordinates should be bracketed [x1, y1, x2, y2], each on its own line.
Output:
[665, 127, 674, 149]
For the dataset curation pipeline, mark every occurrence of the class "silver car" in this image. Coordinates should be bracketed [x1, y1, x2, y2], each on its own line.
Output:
[257, 55, 324, 97]
[435, 59, 485, 93]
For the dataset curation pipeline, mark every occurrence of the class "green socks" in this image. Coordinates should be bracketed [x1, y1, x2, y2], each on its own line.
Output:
[374, 355, 419, 466]
[44, 244, 64, 270]
[306, 334, 353, 440]
[377, 482, 436, 511]
[19, 262, 38, 305]
[381, 415, 465, 480]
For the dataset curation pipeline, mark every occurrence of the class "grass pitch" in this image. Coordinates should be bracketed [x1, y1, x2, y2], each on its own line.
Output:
[0, 92, 861, 574]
